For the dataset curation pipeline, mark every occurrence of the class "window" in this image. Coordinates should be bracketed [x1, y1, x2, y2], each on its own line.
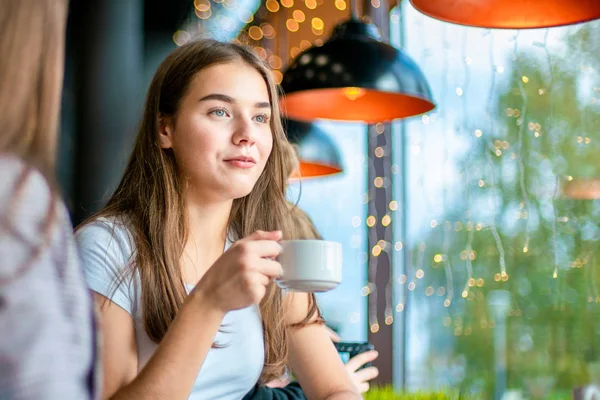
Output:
[394, 2, 600, 397]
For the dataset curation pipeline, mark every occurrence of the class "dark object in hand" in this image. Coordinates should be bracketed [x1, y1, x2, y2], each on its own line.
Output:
[334, 342, 375, 370]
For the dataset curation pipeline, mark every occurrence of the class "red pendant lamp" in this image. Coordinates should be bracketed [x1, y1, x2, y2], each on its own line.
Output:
[410, 0, 600, 30]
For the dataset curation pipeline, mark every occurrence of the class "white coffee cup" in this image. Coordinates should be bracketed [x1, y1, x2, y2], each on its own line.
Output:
[276, 240, 342, 292]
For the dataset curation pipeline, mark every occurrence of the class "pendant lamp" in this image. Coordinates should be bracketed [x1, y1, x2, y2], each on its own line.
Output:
[285, 119, 343, 179]
[410, 0, 600, 30]
[562, 178, 600, 200]
[281, 19, 435, 123]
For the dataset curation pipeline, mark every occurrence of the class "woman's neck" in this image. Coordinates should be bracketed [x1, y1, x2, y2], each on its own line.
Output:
[181, 197, 233, 285]
[185, 198, 232, 251]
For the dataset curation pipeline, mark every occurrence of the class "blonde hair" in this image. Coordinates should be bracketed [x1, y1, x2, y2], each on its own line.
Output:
[0, 0, 67, 179]
[0, 0, 68, 282]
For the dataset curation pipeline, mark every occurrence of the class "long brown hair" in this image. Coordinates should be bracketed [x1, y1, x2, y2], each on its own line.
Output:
[81, 39, 319, 383]
[0, 0, 68, 281]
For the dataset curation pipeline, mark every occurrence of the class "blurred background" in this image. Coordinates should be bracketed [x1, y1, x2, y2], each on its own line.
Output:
[58, 0, 600, 398]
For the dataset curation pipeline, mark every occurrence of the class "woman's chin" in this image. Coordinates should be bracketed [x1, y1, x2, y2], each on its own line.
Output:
[225, 182, 256, 200]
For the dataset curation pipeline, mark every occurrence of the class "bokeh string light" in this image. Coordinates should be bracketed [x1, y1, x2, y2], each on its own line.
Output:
[459, 29, 476, 299]
[484, 30, 508, 279]
[513, 31, 532, 254]
[367, 120, 396, 332]
[537, 28, 562, 281]
[405, 12, 429, 301]
[440, 23, 454, 308]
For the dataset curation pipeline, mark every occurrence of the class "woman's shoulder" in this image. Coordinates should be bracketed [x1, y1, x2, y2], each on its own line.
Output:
[76, 215, 133, 245]
[75, 214, 136, 266]
[76, 214, 140, 313]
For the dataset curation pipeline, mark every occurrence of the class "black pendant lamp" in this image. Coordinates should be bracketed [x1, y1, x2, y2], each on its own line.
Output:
[281, 18, 435, 123]
[410, 0, 600, 30]
[285, 119, 343, 180]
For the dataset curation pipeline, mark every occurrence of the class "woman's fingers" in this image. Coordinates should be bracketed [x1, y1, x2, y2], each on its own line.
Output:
[255, 258, 283, 278]
[352, 366, 379, 383]
[345, 350, 379, 373]
[243, 230, 283, 242]
[242, 240, 283, 259]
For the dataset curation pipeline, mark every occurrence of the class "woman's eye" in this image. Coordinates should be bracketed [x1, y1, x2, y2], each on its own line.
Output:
[255, 114, 270, 123]
[210, 109, 228, 117]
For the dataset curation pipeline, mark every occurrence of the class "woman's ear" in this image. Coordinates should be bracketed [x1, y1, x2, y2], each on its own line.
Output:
[158, 115, 174, 149]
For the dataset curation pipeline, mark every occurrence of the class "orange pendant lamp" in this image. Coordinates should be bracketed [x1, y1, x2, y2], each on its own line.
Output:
[410, 0, 600, 29]
[562, 178, 600, 200]
[285, 119, 343, 180]
[281, 19, 435, 123]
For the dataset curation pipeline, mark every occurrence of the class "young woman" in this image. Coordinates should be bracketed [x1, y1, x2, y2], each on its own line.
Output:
[75, 39, 360, 400]
[0, 0, 99, 398]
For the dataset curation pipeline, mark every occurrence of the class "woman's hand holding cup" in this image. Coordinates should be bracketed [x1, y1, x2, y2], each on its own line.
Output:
[193, 230, 283, 313]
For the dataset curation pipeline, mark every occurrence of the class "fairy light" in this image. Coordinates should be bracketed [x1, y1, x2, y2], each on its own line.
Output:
[305, 0, 317, 9]
[536, 29, 561, 281]
[513, 32, 532, 254]
[239, 10, 254, 23]
[286, 19, 299, 32]
[268, 55, 283, 69]
[459, 29, 475, 300]
[248, 26, 264, 40]
[440, 23, 454, 309]
[196, 8, 212, 19]
[299, 40, 311, 50]
[194, 0, 210, 12]
[173, 30, 191, 46]
[272, 70, 283, 84]
[361, 285, 371, 296]
[254, 46, 267, 60]
[482, 32, 507, 280]
[311, 17, 324, 30]
[292, 9, 305, 23]
[266, 0, 279, 12]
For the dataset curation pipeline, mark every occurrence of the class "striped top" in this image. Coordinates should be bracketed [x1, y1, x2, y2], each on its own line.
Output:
[0, 155, 99, 399]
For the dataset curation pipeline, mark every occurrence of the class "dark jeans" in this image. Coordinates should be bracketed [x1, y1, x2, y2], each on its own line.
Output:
[242, 382, 307, 400]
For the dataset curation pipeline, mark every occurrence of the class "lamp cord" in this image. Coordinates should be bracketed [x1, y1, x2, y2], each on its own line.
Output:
[351, 0, 358, 20]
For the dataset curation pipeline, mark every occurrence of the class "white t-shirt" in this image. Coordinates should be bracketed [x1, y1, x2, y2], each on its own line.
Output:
[75, 217, 264, 400]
